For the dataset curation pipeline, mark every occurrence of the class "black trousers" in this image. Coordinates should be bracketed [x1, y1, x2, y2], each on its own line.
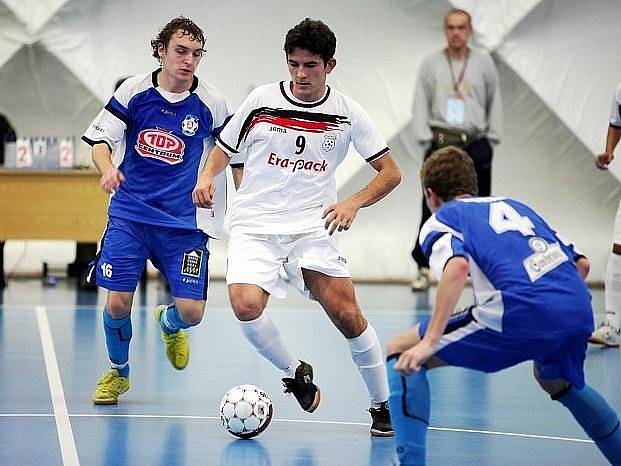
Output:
[411, 137, 493, 268]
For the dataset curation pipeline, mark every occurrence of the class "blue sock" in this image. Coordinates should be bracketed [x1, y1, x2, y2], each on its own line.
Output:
[555, 384, 621, 464]
[103, 309, 132, 378]
[159, 304, 191, 335]
[386, 354, 430, 466]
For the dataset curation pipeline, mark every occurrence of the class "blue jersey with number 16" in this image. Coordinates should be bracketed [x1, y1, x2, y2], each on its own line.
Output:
[82, 70, 231, 239]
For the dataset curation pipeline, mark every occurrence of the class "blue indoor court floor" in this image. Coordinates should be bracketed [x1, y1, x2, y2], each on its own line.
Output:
[0, 278, 618, 466]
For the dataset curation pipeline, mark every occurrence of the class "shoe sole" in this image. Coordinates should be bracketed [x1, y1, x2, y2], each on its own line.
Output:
[92, 398, 119, 405]
[304, 387, 321, 413]
[92, 386, 129, 405]
[410, 281, 430, 292]
[370, 428, 394, 437]
[171, 356, 189, 370]
[588, 335, 620, 347]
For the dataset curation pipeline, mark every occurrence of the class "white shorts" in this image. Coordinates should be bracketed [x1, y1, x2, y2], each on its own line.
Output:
[615, 199, 621, 244]
[226, 229, 351, 300]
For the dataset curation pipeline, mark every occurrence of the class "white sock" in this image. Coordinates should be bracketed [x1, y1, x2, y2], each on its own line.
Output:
[605, 253, 621, 329]
[347, 323, 389, 407]
[238, 312, 299, 377]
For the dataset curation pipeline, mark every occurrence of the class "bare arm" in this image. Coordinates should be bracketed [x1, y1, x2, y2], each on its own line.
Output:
[192, 145, 231, 208]
[322, 152, 401, 235]
[91, 143, 125, 193]
[595, 125, 621, 169]
[394, 256, 469, 374]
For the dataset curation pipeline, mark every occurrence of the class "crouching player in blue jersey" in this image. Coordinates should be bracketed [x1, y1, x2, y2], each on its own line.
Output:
[81, 17, 231, 404]
[386, 146, 621, 465]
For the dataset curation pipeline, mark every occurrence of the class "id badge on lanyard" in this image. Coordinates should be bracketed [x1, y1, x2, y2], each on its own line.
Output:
[445, 95, 465, 126]
[445, 48, 469, 126]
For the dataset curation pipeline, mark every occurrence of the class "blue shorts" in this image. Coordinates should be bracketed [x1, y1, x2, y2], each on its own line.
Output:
[89, 217, 210, 300]
[419, 309, 589, 389]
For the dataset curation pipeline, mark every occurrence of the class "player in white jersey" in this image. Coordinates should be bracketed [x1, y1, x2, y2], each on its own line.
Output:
[193, 18, 401, 436]
[589, 81, 621, 347]
[385, 147, 621, 465]
[81, 17, 231, 404]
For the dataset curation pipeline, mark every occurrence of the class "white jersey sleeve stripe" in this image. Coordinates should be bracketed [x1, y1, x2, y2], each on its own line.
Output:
[365, 147, 390, 162]
[216, 136, 238, 155]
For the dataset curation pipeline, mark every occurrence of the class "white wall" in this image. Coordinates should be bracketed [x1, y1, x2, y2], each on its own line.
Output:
[1, 0, 619, 282]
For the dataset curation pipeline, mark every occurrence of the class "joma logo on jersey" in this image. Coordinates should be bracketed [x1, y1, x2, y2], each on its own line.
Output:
[267, 152, 327, 173]
[135, 128, 185, 164]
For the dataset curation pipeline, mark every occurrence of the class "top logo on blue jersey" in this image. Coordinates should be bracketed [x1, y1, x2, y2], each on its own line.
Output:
[135, 128, 186, 165]
[182, 114, 199, 136]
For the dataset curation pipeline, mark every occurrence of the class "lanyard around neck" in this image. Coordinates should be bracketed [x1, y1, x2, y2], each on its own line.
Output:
[445, 48, 469, 96]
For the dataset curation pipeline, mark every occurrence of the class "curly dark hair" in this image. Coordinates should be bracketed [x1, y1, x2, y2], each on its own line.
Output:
[151, 16, 205, 61]
[420, 146, 478, 201]
[284, 18, 336, 65]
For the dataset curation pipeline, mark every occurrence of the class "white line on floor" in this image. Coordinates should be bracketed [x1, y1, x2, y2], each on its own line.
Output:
[36, 305, 80, 466]
[59, 413, 591, 444]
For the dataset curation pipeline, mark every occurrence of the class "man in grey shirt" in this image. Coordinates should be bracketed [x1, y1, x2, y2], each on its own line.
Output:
[411, 8, 503, 291]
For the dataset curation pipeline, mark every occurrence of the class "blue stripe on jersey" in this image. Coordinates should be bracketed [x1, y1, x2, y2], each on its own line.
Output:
[420, 230, 443, 259]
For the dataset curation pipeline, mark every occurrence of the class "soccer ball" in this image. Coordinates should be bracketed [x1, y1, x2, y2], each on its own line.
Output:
[219, 384, 273, 439]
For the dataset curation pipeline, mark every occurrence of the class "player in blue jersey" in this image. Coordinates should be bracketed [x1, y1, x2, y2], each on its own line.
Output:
[81, 16, 231, 404]
[385, 146, 621, 465]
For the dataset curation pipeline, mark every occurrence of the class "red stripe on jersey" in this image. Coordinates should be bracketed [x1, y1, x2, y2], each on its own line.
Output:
[248, 115, 342, 134]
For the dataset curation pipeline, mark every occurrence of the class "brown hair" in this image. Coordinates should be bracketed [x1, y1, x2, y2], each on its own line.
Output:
[151, 16, 205, 62]
[420, 146, 478, 201]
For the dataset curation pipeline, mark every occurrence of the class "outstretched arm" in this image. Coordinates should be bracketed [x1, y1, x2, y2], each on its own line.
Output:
[322, 152, 401, 235]
[394, 256, 469, 374]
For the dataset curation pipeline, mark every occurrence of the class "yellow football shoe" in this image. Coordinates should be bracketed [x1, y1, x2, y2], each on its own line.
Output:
[155, 304, 190, 370]
[92, 369, 129, 405]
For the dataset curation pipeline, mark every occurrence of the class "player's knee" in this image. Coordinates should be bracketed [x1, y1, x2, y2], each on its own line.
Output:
[532, 366, 569, 396]
[386, 336, 402, 357]
[332, 306, 366, 338]
[106, 294, 131, 318]
[231, 297, 264, 321]
[386, 326, 422, 357]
